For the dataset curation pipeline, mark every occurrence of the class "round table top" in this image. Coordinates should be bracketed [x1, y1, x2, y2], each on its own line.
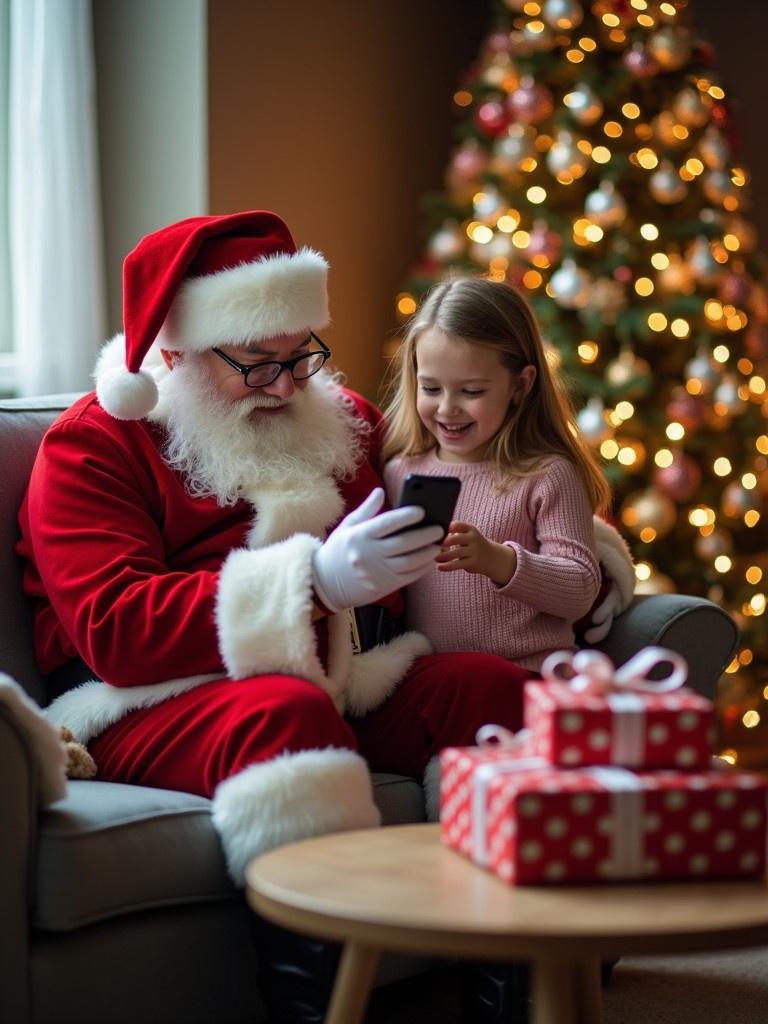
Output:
[245, 824, 768, 960]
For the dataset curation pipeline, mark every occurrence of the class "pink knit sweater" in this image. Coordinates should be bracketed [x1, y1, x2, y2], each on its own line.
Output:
[383, 451, 600, 670]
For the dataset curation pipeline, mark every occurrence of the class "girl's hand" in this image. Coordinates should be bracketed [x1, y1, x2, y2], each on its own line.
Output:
[435, 521, 517, 586]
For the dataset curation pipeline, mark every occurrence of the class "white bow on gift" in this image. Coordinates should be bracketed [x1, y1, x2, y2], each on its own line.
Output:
[540, 645, 687, 696]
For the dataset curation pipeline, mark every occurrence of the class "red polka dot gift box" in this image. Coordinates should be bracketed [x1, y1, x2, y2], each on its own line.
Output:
[525, 647, 715, 770]
[439, 737, 767, 885]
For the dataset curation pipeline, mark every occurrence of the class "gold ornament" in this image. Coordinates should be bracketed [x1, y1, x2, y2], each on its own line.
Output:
[491, 124, 537, 173]
[684, 347, 721, 395]
[657, 252, 695, 294]
[694, 528, 733, 562]
[646, 27, 692, 71]
[687, 236, 723, 285]
[584, 277, 627, 324]
[672, 88, 711, 129]
[428, 224, 465, 263]
[702, 169, 742, 208]
[721, 481, 755, 518]
[546, 130, 590, 179]
[621, 487, 677, 539]
[605, 349, 652, 397]
[699, 126, 731, 170]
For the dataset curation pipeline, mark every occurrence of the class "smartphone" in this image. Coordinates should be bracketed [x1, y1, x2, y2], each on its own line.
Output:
[395, 474, 461, 539]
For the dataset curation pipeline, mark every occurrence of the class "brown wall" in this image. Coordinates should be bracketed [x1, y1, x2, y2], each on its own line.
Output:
[207, 0, 488, 401]
[208, 1, 768, 402]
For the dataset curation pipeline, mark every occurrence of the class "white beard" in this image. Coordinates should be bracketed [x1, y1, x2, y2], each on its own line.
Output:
[150, 355, 369, 544]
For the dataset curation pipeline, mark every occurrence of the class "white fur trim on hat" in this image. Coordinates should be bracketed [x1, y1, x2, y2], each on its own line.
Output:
[213, 748, 381, 885]
[158, 248, 330, 351]
[94, 333, 168, 420]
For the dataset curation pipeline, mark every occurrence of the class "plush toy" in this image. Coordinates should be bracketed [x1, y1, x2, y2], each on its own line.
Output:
[60, 726, 97, 779]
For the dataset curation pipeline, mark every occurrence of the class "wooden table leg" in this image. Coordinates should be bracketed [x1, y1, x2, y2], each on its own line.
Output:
[325, 941, 380, 1024]
[532, 957, 576, 1024]
[573, 958, 603, 1024]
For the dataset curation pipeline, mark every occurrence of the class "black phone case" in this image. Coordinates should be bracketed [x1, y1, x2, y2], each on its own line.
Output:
[396, 474, 461, 537]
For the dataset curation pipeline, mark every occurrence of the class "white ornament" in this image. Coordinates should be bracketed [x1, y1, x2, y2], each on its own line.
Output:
[584, 181, 627, 228]
[549, 258, 591, 308]
[649, 161, 687, 204]
[546, 131, 590, 179]
[565, 82, 603, 126]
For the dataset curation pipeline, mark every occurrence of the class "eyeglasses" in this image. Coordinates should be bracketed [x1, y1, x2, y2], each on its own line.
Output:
[211, 333, 331, 388]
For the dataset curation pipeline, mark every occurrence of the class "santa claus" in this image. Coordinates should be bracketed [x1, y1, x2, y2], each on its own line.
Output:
[17, 210, 635, 1022]
[18, 210, 559, 873]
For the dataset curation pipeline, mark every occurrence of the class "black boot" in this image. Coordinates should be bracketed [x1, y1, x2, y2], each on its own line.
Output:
[460, 960, 530, 1024]
[252, 917, 341, 1023]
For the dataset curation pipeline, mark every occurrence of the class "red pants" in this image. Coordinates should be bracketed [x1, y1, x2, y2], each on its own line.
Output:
[89, 652, 532, 797]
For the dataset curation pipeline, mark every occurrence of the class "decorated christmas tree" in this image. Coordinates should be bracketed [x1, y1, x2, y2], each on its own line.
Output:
[396, 0, 768, 766]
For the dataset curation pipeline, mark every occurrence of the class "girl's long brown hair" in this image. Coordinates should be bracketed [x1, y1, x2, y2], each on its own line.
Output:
[381, 277, 611, 515]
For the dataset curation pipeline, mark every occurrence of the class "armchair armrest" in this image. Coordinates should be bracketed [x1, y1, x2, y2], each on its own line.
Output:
[589, 594, 739, 701]
[0, 708, 36, 1023]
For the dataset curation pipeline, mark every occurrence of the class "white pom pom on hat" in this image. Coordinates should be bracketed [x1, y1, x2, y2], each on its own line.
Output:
[95, 210, 330, 420]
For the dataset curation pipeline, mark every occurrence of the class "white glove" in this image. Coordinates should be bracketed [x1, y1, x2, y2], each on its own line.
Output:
[312, 488, 444, 613]
[582, 582, 624, 644]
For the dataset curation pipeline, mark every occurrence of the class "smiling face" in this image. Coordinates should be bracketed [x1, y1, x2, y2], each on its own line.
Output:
[415, 327, 524, 464]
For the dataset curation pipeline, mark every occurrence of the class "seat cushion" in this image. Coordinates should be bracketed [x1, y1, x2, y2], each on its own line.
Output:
[34, 772, 425, 931]
[34, 781, 233, 931]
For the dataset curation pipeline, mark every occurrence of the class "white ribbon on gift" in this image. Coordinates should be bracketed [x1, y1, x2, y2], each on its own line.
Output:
[471, 726, 646, 876]
[538, 646, 689, 766]
[540, 645, 688, 696]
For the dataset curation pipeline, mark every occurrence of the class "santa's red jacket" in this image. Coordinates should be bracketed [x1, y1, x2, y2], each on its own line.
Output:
[16, 387, 429, 743]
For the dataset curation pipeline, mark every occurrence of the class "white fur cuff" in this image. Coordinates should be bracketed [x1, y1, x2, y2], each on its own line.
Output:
[216, 533, 325, 684]
[345, 631, 432, 716]
[212, 748, 381, 884]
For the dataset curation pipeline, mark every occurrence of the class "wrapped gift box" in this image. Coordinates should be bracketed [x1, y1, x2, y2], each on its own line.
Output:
[440, 743, 767, 885]
[525, 646, 715, 770]
[524, 680, 715, 770]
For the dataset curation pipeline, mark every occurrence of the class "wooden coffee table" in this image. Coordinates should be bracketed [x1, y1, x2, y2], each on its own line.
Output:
[245, 823, 768, 1024]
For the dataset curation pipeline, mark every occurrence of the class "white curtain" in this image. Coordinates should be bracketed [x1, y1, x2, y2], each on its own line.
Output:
[8, 0, 105, 396]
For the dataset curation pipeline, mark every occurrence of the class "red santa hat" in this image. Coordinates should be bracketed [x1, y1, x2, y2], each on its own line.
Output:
[95, 210, 330, 420]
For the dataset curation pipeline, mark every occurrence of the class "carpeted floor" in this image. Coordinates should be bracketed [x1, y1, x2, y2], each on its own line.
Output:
[364, 947, 768, 1023]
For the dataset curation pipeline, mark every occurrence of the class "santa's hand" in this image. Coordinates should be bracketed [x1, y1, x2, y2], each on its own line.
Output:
[312, 488, 443, 613]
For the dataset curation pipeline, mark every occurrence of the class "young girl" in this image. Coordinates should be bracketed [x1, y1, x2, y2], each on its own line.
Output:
[382, 276, 621, 672]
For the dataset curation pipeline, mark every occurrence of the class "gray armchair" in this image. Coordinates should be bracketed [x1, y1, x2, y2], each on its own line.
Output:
[0, 395, 739, 1024]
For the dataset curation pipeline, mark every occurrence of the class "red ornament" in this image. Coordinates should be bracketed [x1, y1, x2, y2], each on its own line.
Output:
[474, 99, 510, 137]
[450, 143, 488, 181]
[612, 265, 633, 284]
[485, 30, 512, 54]
[526, 220, 561, 264]
[665, 388, 708, 430]
[653, 454, 702, 503]
[718, 272, 752, 308]
[623, 43, 660, 79]
[508, 81, 554, 125]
